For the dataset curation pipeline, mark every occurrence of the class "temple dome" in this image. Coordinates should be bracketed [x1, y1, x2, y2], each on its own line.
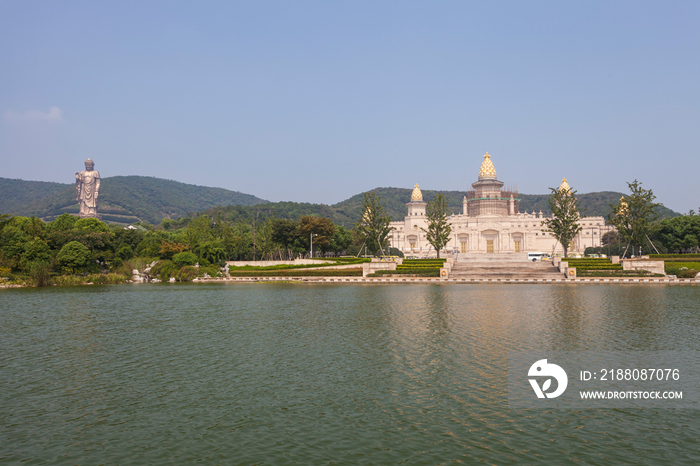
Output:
[559, 178, 571, 193]
[410, 184, 423, 201]
[478, 153, 497, 179]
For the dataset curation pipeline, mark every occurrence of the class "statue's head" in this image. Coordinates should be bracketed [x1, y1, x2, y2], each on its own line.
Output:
[84, 158, 94, 170]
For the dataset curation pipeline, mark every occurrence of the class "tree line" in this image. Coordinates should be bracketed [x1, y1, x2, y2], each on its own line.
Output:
[0, 192, 403, 283]
[1, 184, 696, 285]
[544, 179, 699, 257]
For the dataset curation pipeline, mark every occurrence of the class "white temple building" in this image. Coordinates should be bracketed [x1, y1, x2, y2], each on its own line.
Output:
[388, 153, 613, 256]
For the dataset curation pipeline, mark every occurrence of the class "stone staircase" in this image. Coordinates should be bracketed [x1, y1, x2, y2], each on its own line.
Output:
[450, 255, 564, 280]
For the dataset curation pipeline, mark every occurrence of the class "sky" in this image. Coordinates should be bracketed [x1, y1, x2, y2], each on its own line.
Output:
[1, 1, 698, 213]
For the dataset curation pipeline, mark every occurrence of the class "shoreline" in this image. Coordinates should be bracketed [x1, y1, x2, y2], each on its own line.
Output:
[194, 276, 700, 285]
[3, 276, 699, 289]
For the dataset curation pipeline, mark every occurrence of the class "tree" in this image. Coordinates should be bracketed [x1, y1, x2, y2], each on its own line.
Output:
[601, 230, 619, 246]
[542, 183, 585, 258]
[159, 241, 189, 260]
[183, 215, 212, 249]
[355, 192, 393, 256]
[271, 219, 300, 253]
[74, 217, 110, 233]
[656, 215, 700, 254]
[46, 213, 77, 234]
[0, 214, 13, 233]
[297, 216, 336, 255]
[421, 193, 452, 258]
[329, 225, 353, 255]
[608, 180, 660, 257]
[57, 241, 92, 273]
[198, 239, 226, 264]
[116, 245, 134, 260]
[20, 239, 51, 270]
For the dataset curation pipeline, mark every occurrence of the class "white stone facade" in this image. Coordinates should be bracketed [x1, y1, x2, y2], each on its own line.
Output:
[389, 154, 613, 256]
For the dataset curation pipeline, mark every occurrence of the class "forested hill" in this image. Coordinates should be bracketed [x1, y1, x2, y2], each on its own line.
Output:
[0, 176, 267, 224]
[2, 176, 680, 226]
[201, 187, 680, 227]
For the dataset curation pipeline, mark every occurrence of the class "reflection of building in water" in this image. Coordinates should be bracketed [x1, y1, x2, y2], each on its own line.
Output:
[389, 153, 614, 255]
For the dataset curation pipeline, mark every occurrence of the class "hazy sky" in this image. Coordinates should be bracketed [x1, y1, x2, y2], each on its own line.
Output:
[1, 1, 698, 212]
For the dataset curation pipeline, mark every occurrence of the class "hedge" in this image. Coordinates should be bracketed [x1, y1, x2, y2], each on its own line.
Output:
[571, 265, 623, 271]
[369, 269, 440, 277]
[226, 269, 363, 277]
[397, 265, 442, 269]
[650, 254, 700, 259]
[653, 258, 700, 263]
[403, 259, 446, 262]
[564, 259, 622, 271]
[229, 258, 369, 271]
[578, 270, 665, 277]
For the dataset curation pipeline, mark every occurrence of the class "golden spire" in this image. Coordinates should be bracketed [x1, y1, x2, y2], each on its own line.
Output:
[559, 178, 571, 193]
[362, 207, 372, 223]
[478, 152, 497, 179]
[410, 184, 423, 201]
[619, 196, 628, 214]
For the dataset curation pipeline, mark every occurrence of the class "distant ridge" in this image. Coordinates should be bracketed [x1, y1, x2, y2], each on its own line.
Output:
[202, 187, 680, 227]
[1, 177, 680, 226]
[0, 176, 267, 224]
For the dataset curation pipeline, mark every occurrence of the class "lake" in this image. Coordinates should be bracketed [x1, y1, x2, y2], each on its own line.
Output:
[1, 283, 699, 465]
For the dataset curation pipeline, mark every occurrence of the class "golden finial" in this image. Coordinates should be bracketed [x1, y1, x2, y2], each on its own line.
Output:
[410, 184, 423, 201]
[559, 178, 571, 193]
[619, 196, 628, 214]
[478, 152, 497, 179]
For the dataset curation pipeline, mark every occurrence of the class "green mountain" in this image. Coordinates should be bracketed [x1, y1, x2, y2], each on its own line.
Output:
[203, 187, 680, 226]
[2, 176, 680, 226]
[0, 178, 71, 214]
[0, 176, 267, 224]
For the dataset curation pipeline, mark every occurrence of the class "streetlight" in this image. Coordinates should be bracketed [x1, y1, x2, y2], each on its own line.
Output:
[310, 233, 318, 259]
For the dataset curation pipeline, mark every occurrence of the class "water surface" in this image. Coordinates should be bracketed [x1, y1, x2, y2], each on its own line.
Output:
[1, 283, 699, 464]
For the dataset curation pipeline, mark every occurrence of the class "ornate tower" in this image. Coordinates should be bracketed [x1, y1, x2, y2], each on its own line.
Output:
[465, 153, 518, 216]
[407, 184, 426, 216]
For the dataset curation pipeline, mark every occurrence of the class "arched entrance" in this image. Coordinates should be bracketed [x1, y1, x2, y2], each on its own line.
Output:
[481, 229, 499, 253]
[512, 232, 524, 253]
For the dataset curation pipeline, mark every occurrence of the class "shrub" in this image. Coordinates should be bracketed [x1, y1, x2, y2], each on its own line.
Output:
[172, 251, 197, 266]
[150, 260, 176, 280]
[28, 260, 52, 287]
[198, 258, 211, 267]
[51, 273, 127, 286]
[665, 263, 700, 278]
[197, 265, 220, 278]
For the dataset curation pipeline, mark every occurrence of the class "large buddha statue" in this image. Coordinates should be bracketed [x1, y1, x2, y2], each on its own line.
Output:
[75, 158, 100, 218]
